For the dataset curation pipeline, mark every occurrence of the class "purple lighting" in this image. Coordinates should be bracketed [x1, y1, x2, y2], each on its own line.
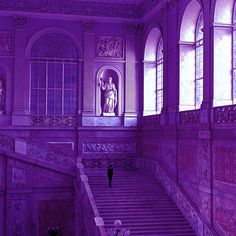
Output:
[0, 0, 235, 236]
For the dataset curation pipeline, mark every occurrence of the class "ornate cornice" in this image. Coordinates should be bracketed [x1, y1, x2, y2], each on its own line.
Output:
[0, 0, 169, 20]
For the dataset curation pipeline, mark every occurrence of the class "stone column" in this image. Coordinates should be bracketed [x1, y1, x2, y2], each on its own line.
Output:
[12, 16, 29, 126]
[200, 1, 213, 124]
[124, 24, 138, 127]
[82, 22, 96, 120]
[165, 1, 179, 125]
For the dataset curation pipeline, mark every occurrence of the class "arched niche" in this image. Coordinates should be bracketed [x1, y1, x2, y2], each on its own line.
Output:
[96, 66, 122, 116]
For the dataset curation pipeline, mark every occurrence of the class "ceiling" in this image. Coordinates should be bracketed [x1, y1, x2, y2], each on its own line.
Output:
[80, 0, 144, 4]
[0, 0, 163, 21]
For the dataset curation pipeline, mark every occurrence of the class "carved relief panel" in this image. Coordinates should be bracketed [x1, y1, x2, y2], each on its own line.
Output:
[0, 31, 13, 54]
[96, 36, 123, 58]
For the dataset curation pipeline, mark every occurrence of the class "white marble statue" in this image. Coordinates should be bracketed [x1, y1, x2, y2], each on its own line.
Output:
[0, 79, 5, 115]
[107, 220, 130, 236]
[99, 76, 117, 116]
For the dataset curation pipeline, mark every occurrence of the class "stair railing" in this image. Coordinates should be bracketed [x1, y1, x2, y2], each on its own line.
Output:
[76, 159, 106, 236]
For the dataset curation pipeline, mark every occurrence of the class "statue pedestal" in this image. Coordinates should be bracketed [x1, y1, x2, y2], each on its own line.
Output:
[103, 112, 115, 116]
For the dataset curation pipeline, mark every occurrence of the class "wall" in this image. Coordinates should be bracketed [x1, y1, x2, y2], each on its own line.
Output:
[0, 12, 142, 235]
[142, 0, 236, 235]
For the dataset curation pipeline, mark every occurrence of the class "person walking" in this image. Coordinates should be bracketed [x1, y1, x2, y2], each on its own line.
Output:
[107, 164, 113, 188]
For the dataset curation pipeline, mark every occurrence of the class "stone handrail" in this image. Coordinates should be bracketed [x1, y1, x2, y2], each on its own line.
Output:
[76, 160, 106, 236]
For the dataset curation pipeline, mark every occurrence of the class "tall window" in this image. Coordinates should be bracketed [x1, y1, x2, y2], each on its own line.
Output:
[233, 4, 236, 103]
[195, 12, 204, 109]
[30, 33, 78, 115]
[156, 39, 163, 114]
[213, 0, 234, 106]
[144, 28, 164, 116]
[179, 0, 203, 111]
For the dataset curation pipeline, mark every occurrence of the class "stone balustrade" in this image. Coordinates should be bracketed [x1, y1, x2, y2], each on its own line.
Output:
[76, 160, 106, 236]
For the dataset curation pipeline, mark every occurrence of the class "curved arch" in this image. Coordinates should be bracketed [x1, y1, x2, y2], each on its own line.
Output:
[144, 27, 162, 61]
[25, 27, 82, 59]
[96, 66, 122, 116]
[143, 26, 163, 116]
[214, 0, 234, 24]
[180, 0, 202, 43]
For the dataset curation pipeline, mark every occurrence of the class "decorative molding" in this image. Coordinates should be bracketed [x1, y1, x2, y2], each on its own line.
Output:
[12, 16, 29, 29]
[81, 157, 135, 169]
[0, 133, 15, 151]
[0, 31, 13, 54]
[12, 167, 26, 184]
[213, 105, 236, 124]
[83, 143, 136, 153]
[26, 143, 75, 168]
[214, 147, 236, 184]
[31, 116, 77, 127]
[12, 199, 27, 236]
[179, 110, 200, 126]
[142, 115, 160, 128]
[0, 1, 145, 19]
[96, 36, 123, 58]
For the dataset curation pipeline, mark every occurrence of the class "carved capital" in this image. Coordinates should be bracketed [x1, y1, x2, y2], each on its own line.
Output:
[12, 16, 29, 29]
[123, 24, 139, 34]
[82, 21, 96, 33]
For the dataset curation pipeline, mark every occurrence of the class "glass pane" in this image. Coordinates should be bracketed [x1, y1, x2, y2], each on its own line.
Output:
[38, 63, 46, 88]
[54, 63, 62, 88]
[48, 63, 55, 88]
[31, 62, 38, 88]
[196, 79, 203, 107]
[144, 63, 156, 114]
[64, 64, 77, 89]
[38, 90, 46, 114]
[30, 89, 38, 114]
[47, 89, 54, 115]
[55, 90, 62, 115]
[196, 12, 203, 40]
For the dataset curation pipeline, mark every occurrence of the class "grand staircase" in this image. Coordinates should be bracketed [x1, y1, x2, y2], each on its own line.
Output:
[86, 169, 196, 236]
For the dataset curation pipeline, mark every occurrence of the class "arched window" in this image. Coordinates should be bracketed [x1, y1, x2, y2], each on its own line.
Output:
[156, 38, 164, 114]
[30, 33, 78, 115]
[214, 0, 234, 106]
[144, 27, 163, 116]
[179, 0, 203, 111]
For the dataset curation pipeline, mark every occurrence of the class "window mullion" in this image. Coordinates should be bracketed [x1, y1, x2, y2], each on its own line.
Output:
[46, 62, 48, 115]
